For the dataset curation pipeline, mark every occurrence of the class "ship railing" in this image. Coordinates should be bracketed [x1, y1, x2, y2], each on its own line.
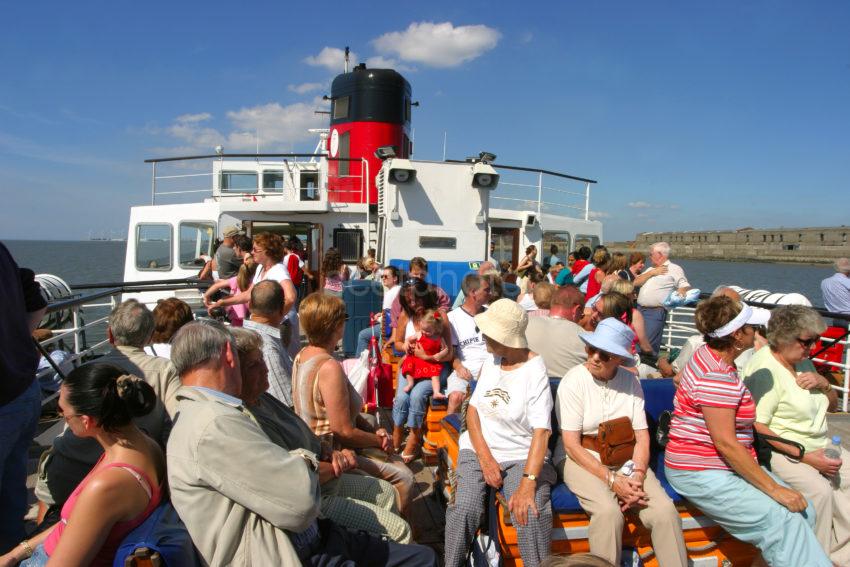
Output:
[36, 280, 206, 408]
[470, 163, 598, 221]
[144, 154, 368, 206]
[664, 304, 850, 412]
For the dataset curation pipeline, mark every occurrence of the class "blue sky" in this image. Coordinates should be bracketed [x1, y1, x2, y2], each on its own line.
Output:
[1, 1, 848, 241]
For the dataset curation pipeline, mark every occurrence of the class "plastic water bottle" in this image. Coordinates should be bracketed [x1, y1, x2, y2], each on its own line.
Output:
[617, 460, 635, 477]
[825, 436, 842, 488]
[825, 436, 842, 461]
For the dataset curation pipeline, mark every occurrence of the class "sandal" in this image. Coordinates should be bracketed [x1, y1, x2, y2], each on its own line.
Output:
[401, 447, 422, 464]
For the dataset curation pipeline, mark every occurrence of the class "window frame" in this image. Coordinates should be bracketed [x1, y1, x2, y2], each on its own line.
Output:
[220, 171, 259, 194]
[178, 221, 216, 269]
[135, 223, 173, 272]
[262, 170, 285, 193]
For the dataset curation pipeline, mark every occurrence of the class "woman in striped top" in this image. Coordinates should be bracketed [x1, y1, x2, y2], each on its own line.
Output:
[664, 296, 831, 567]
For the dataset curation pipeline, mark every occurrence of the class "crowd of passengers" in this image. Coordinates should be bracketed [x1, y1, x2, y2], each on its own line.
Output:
[1, 236, 850, 567]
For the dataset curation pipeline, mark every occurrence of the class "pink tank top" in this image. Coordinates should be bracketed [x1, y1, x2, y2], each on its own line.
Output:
[44, 455, 162, 566]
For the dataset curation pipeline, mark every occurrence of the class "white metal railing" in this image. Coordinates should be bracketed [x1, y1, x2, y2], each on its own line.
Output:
[146, 155, 369, 207]
[36, 289, 122, 406]
[488, 167, 596, 221]
[662, 306, 850, 412]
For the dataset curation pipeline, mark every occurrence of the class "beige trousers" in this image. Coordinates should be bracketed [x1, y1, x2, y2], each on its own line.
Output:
[355, 453, 415, 514]
[770, 446, 850, 566]
[559, 454, 687, 567]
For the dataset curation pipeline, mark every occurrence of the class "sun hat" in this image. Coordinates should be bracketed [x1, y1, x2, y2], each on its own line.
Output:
[708, 303, 770, 338]
[222, 225, 242, 238]
[579, 318, 636, 362]
[474, 298, 528, 349]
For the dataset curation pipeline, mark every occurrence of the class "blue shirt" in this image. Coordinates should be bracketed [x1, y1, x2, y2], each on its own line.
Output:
[822, 273, 850, 314]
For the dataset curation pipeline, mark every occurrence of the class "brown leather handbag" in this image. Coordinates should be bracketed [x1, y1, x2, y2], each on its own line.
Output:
[597, 416, 636, 467]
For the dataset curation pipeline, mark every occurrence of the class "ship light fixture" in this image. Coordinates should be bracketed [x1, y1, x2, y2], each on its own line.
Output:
[386, 158, 417, 185]
[471, 161, 499, 189]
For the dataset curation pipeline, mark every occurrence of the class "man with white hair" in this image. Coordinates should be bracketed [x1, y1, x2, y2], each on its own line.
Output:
[636, 242, 691, 355]
[821, 257, 850, 329]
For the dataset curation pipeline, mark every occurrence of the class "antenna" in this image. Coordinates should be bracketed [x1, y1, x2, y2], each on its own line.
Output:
[442, 131, 447, 161]
[344, 46, 350, 73]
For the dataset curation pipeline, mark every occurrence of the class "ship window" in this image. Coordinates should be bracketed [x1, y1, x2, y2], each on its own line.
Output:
[338, 132, 350, 176]
[333, 96, 350, 120]
[574, 234, 600, 251]
[178, 222, 215, 269]
[300, 172, 319, 201]
[333, 228, 362, 263]
[419, 236, 457, 249]
[541, 231, 571, 267]
[221, 171, 258, 193]
[262, 170, 284, 193]
[136, 224, 172, 271]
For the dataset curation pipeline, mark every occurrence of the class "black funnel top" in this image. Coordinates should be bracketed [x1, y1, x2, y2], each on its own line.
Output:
[330, 66, 411, 126]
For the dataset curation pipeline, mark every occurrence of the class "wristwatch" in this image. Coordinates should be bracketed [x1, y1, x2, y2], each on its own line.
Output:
[522, 473, 537, 481]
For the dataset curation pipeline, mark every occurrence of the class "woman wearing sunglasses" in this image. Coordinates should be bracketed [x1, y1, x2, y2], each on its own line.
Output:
[742, 305, 848, 564]
[555, 318, 686, 566]
[665, 296, 831, 567]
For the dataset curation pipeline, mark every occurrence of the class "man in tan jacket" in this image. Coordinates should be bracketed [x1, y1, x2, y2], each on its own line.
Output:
[167, 319, 437, 566]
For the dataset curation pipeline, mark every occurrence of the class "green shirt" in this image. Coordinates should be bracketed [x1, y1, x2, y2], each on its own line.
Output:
[743, 346, 829, 452]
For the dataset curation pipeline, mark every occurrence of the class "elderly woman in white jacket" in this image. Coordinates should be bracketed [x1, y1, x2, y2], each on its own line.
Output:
[444, 299, 556, 567]
[555, 318, 686, 567]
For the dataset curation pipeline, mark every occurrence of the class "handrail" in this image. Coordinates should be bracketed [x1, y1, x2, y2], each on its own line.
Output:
[444, 159, 597, 184]
[145, 154, 362, 164]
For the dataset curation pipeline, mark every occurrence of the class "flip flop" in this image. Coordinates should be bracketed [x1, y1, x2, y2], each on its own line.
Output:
[401, 447, 422, 464]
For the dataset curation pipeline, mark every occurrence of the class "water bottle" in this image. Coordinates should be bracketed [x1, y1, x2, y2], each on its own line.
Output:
[825, 436, 842, 488]
[617, 459, 635, 477]
[825, 436, 842, 461]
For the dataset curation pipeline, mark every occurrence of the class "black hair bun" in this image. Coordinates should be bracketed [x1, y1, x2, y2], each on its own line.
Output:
[115, 374, 157, 417]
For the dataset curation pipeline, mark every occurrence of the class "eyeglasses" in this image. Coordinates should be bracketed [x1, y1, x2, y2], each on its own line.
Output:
[796, 336, 818, 349]
[380, 275, 393, 280]
[58, 409, 81, 422]
[587, 346, 613, 362]
[251, 247, 265, 254]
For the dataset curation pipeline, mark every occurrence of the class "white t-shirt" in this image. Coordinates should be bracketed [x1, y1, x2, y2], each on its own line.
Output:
[459, 355, 553, 463]
[518, 293, 538, 312]
[253, 262, 295, 320]
[253, 262, 292, 285]
[448, 307, 490, 380]
[383, 285, 401, 311]
[553, 363, 648, 465]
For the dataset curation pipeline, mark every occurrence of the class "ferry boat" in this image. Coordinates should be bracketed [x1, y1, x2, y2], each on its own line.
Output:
[28, 63, 850, 567]
[121, 63, 602, 307]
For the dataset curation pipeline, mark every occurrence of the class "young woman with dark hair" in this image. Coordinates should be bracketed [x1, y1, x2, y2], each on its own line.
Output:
[2, 364, 165, 567]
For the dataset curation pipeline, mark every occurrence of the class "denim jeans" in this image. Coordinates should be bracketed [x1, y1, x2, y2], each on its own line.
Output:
[391, 365, 450, 428]
[19, 543, 49, 566]
[0, 379, 41, 553]
[638, 306, 667, 355]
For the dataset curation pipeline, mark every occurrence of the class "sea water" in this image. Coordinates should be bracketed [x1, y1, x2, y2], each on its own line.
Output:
[2, 240, 838, 307]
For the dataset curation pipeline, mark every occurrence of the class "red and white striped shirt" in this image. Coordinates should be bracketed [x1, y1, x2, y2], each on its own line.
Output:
[664, 344, 757, 471]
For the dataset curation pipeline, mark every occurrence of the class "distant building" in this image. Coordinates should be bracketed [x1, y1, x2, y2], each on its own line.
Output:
[606, 226, 850, 264]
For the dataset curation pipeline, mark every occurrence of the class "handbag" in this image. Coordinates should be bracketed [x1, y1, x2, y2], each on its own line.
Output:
[597, 416, 636, 467]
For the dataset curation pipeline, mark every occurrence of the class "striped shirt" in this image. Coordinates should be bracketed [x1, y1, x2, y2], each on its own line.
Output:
[665, 344, 757, 471]
[243, 319, 294, 407]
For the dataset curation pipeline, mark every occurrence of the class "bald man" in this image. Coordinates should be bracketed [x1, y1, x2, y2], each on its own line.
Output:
[244, 280, 294, 406]
[525, 285, 588, 377]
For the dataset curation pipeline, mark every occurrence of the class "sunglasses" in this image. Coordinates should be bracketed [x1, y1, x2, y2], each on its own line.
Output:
[587, 345, 614, 362]
[796, 336, 818, 349]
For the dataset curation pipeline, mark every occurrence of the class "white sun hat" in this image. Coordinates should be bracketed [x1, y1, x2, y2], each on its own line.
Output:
[474, 298, 529, 349]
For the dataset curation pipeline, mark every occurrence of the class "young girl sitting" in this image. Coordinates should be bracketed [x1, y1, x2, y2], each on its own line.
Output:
[400, 310, 449, 400]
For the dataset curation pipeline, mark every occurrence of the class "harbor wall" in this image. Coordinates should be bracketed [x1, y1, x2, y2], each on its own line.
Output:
[606, 226, 850, 265]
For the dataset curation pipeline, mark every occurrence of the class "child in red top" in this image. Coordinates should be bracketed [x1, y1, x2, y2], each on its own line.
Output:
[401, 309, 449, 400]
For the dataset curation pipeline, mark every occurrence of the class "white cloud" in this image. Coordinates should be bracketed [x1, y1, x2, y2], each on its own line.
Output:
[159, 98, 328, 153]
[174, 112, 211, 124]
[287, 82, 325, 95]
[304, 47, 357, 72]
[519, 31, 534, 44]
[589, 210, 611, 220]
[365, 56, 415, 73]
[372, 22, 500, 68]
[627, 200, 680, 210]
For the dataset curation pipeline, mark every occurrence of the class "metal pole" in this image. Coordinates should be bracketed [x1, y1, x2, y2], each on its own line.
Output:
[584, 182, 591, 221]
[536, 171, 543, 219]
[151, 162, 157, 205]
[364, 158, 370, 252]
[844, 337, 850, 412]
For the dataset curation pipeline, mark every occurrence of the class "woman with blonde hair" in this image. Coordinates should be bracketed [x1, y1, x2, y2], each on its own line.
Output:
[292, 292, 415, 514]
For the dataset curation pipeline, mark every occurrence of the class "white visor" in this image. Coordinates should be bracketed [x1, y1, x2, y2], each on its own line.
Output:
[708, 303, 757, 338]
